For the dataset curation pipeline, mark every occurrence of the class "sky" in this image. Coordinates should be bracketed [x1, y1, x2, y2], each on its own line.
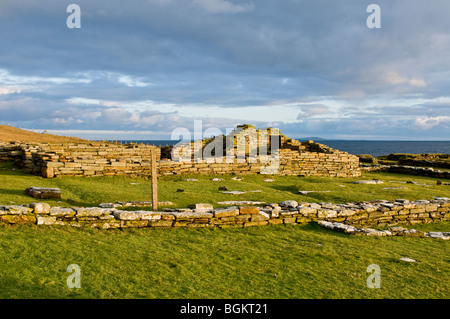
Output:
[0, 0, 449, 140]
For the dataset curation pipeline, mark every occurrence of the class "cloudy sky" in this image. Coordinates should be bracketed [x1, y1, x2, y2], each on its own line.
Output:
[1, 0, 449, 140]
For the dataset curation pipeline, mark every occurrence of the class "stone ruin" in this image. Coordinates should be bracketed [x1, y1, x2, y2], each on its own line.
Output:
[0, 124, 361, 178]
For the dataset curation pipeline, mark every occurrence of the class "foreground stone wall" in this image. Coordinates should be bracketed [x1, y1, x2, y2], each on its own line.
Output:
[1, 197, 448, 230]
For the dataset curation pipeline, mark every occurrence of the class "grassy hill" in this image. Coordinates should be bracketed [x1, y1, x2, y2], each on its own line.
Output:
[0, 125, 88, 143]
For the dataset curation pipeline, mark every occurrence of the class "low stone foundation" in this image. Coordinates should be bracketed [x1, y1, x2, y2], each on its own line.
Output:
[1, 197, 449, 230]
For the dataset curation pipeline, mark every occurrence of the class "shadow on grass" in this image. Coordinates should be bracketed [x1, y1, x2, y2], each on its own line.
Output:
[268, 184, 300, 194]
[0, 188, 30, 197]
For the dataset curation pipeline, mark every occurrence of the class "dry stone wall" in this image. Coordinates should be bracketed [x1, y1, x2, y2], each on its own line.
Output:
[0, 142, 160, 178]
[1, 197, 449, 230]
[0, 125, 361, 178]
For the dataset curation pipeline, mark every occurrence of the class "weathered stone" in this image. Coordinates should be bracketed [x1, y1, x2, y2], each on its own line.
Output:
[282, 217, 296, 224]
[251, 214, 268, 222]
[37, 216, 58, 225]
[120, 220, 149, 228]
[113, 211, 142, 220]
[214, 207, 239, 218]
[217, 201, 265, 205]
[50, 207, 76, 217]
[279, 200, 298, 208]
[30, 202, 51, 215]
[149, 220, 173, 227]
[244, 221, 268, 227]
[4, 205, 33, 215]
[317, 209, 337, 218]
[135, 211, 161, 220]
[353, 180, 383, 184]
[24, 187, 61, 199]
[298, 206, 317, 216]
[0, 214, 36, 224]
[171, 212, 213, 220]
[239, 206, 260, 215]
[337, 209, 355, 217]
[75, 207, 110, 217]
[222, 191, 246, 194]
[427, 232, 449, 240]
[187, 203, 214, 211]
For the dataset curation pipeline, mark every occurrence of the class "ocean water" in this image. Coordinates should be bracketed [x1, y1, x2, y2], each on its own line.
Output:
[117, 140, 449, 157]
[318, 140, 450, 157]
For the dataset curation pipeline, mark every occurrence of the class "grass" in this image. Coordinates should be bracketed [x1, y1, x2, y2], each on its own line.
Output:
[1, 161, 449, 209]
[0, 161, 449, 299]
[0, 222, 448, 299]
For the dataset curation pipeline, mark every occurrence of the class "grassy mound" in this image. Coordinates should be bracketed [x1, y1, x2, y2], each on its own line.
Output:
[0, 125, 88, 143]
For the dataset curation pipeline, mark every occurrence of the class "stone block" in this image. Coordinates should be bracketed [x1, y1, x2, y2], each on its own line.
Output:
[75, 207, 111, 217]
[1, 214, 36, 224]
[113, 211, 141, 220]
[135, 211, 161, 220]
[30, 202, 51, 215]
[268, 219, 283, 225]
[244, 221, 268, 227]
[317, 209, 337, 218]
[3, 205, 33, 215]
[50, 207, 76, 217]
[37, 216, 57, 225]
[187, 203, 214, 212]
[239, 206, 260, 215]
[25, 187, 61, 199]
[171, 212, 213, 220]
[298, 206, 317, 216]
[149, 220, 174, 227]
[214, 207, 239, 218]
[282, 217, 296, 224]
[279, 200, 298, 208]
[251, 214, 268, 222]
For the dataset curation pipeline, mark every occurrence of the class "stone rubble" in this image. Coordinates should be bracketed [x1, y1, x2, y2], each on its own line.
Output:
[317, 221, 449, 240]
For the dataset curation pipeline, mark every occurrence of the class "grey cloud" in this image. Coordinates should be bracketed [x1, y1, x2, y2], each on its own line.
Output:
[0, 0, 450, 139]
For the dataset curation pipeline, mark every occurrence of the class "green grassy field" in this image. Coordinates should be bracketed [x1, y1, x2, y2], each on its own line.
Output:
[1, 162, 449, 209]
[0, 161, 449, 299]
[0, 222, 448, 299]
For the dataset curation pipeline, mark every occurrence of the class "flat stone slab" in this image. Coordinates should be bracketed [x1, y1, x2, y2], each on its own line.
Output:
[221, 191, 246, 194]
[99, 201, 174, 208]
[25, 187, 61, 199]
[221, 190, 261, 195]
[352, 180, 384, 184]
[217, 201, 265, 205]
[170, 212, 213, 219]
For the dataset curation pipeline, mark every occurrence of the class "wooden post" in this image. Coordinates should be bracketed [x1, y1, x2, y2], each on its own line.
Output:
[151, 147, 158, 211]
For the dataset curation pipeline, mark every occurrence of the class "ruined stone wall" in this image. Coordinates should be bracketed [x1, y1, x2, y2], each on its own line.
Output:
[0, 124, 361, 178]
[0, 142, 160, 178]
[0, 142, 20, 162]
[167, 125, 360, 177]
[1, 141, 361, 178]
[0, 197, 448, 230]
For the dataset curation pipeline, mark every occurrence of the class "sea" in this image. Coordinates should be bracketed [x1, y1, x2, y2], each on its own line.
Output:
[116, 139, 449, 157]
